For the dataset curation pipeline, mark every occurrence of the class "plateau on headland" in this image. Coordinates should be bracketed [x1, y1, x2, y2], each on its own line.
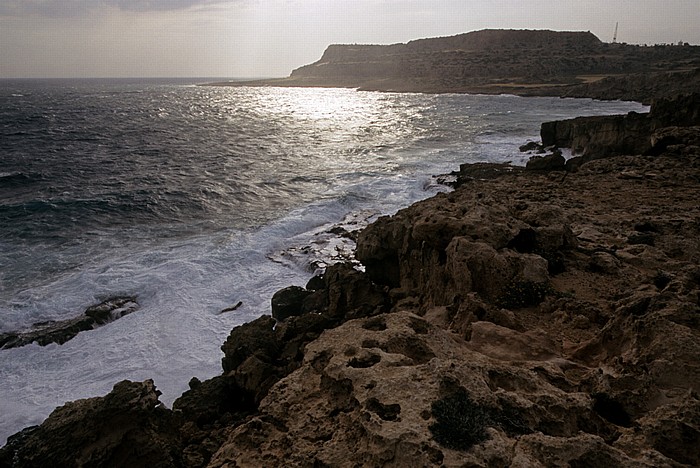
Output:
[212, 28, 700, 103]
[3, 30, 700, 468]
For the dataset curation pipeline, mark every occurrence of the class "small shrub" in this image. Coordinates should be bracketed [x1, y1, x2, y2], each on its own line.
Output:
[429, 389, 491, 450]
[429, 388, 531, 451]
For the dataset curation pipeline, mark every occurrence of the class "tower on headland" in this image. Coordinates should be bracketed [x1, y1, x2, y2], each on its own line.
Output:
[613, 22, 619, 43]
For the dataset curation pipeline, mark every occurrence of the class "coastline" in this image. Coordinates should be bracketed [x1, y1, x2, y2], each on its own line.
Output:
[2, 92, 699, 466]
[207, 66, 700, 106]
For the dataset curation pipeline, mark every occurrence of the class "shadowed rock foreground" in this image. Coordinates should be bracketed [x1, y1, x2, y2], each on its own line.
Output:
[2, 98, 700, 466]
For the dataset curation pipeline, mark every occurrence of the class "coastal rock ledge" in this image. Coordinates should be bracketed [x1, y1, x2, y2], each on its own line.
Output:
[2, 106, 700, 466]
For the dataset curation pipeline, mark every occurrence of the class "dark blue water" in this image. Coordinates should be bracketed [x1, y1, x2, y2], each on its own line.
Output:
[0, 78, 648, 444]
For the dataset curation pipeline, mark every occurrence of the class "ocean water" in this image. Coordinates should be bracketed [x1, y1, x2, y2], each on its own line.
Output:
[0, 78, 647, 443]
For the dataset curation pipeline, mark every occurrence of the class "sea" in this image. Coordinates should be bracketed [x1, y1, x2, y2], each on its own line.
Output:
[0, 78, 647, 444]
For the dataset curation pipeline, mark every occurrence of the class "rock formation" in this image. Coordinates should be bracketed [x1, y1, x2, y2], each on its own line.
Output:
[540, 93, 700, 166]
[0, 380, 181, 467]
[0, 297, 139, 349]
[205, 115, 700, 467]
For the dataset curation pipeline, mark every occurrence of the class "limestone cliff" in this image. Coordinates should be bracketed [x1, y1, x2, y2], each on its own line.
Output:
[540, 93, 700, 161]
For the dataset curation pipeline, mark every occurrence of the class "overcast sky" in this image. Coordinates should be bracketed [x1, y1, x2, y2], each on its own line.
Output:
[1, 0, 699, 78]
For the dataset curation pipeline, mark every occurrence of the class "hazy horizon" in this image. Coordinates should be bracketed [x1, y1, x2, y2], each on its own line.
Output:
[2, 0, 699, 79]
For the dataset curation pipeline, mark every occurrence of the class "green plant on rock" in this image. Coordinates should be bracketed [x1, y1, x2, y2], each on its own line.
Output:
[429, 389, 491, 450]
[429, 388, 531, 451]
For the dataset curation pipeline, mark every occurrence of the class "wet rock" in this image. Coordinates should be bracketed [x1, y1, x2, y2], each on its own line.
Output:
[520, 141, 543, 152]
[0, 297, 139, 350]
[173, 375, 249, 425]
[305, 274, 325, 291]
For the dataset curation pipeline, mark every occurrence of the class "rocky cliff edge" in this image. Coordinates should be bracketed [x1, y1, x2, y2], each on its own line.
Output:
[2, 99, 700, 467]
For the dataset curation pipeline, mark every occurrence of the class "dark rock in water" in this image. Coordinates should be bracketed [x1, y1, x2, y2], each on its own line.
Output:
[456, 162, 520, 184]
[219, 301, 243, 314]
[438, 162, 521, 189]
[300, 290, 328, 314]
[520, 141, 543, 152]
[0, 297, 139, 350]
[0, 380, 182, 468]
[271, 286, 313, 321]
[525, 152, 566, 171]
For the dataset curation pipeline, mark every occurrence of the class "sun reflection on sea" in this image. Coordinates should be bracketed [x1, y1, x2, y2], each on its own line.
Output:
[249, 86, 392, 129]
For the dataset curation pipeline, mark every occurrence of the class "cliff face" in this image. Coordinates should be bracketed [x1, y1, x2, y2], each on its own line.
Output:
[540, 93, 700, 160]
[3, 99, 700, 467]
[313, 29, 602, 64]
[291, 30, 607, 84]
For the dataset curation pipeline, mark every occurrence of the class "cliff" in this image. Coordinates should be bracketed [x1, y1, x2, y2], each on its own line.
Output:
[2, 97, 700, 467]
[539, 93, 700, 163]
[213, 29, 700, 103]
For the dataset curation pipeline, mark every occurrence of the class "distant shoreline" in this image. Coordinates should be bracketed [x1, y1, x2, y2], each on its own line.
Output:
[207, 29, 700, 104]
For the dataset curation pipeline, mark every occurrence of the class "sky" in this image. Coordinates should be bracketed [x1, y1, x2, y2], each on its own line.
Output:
[1, 0, 699, 78]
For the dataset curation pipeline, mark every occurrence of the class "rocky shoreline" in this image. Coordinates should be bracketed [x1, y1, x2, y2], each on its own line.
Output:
[2, 93, 700, 466]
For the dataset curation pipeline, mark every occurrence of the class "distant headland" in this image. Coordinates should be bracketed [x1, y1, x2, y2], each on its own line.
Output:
[211, 28, 700, 103]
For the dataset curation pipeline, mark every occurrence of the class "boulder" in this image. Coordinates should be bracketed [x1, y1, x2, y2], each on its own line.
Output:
[323, 262, 389, 320]
[525, 152, 566, 171]
[0, 380, 181, 468]
[221, 315, 278, 373]
[519, 141, 543, 152]
[271, 286, 313, 321]
[648, 125, 700, 154]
